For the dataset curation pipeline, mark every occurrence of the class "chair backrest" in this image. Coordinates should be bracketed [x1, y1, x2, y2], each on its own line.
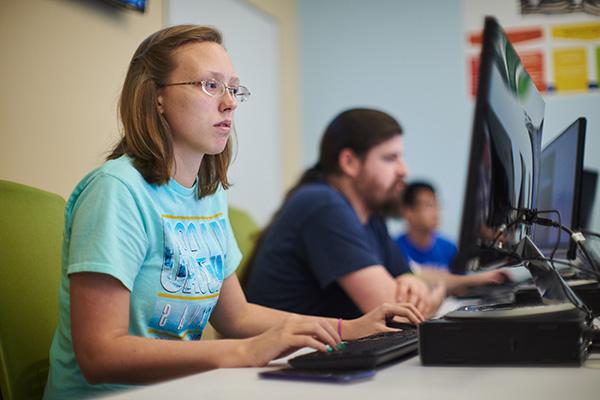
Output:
[0, 180, 64, 400]
[228, 206, 260, 287]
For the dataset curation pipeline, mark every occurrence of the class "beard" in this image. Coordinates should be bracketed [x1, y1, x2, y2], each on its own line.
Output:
[356, 174, 406, 215]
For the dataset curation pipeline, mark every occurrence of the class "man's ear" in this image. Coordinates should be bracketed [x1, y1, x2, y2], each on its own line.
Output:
[157, 94, 164, 114]
[338, 148, 361, 178]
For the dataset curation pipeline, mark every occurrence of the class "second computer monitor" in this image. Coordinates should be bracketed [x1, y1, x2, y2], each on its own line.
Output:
[580, 169, 598, 231]
[533, 117, 586, 258]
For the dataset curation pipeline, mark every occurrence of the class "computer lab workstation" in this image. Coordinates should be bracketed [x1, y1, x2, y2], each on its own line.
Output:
[103, 16, 600, 400]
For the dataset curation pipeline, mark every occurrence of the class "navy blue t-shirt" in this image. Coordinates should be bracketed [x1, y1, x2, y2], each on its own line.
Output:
[245, 182, 411, 319]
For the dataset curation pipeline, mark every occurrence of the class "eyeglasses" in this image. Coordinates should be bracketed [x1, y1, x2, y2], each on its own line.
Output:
[160, 79, 251, 102]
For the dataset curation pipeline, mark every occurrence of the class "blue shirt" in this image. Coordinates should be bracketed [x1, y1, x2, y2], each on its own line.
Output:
[44, 156, 241, 399]
[245, 182, 410, 319]
[395, 233, 457, 270]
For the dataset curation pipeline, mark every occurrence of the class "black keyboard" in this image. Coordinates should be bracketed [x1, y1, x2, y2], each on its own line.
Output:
[288, 328, 418, 370]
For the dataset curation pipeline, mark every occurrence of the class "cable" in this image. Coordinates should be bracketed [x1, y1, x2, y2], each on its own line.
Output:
[488, 207, 536, 250]
[581, 230, 600, 240]
[517, 256, 600, 280]
[480, 209, 598, 321]
[485, 209, 600, 280]
[533, 209, 562, 262]
[482, 246, 595, 322]
[583, 326, 600, 354]
[529, 210, 600, 278]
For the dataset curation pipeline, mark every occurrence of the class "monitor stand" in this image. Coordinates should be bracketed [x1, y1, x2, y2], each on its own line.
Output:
[515, 235, 587, 310]
[445, 235, 590, 319]
[512, 235, 600, 316]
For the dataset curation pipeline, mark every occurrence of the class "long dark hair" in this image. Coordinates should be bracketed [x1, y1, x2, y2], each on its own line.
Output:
[240, 108, 403, 287]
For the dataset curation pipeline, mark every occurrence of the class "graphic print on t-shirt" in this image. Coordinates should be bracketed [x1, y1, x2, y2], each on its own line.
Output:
[148, 213, 228, 340]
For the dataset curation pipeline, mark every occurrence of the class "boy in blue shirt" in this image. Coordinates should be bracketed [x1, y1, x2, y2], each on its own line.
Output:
[396, 181, 457, 270]
[396, 181, 506, 294]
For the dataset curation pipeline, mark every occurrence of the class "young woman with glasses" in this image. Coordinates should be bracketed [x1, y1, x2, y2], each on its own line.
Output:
[43, 25, 424, 399]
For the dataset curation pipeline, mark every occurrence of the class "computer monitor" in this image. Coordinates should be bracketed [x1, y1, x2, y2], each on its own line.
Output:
[451, 17, 545, 274]
[580, 169, 598, 231]
[533, 117, 586, 259]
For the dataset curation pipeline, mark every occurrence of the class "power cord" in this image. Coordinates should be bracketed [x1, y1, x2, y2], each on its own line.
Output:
[484, 246, 595, 322]
[584, 326, 600, 353]
[530, 212, 600, 278]
[532, 209, 562, 260]
[482, 209, 600, 322]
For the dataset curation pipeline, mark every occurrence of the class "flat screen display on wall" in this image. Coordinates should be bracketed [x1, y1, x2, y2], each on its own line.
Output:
[103, 0, 146, 12]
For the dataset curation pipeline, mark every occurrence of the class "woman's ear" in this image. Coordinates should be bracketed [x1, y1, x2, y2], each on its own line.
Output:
[157, 95, 164, 114]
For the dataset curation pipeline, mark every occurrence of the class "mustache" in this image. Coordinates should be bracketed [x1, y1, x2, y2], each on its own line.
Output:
[390, 177, 406, 191]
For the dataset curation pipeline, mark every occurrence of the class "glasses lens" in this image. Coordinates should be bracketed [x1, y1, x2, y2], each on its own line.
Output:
[234, 86, 251, 102]
[202, 80, 223, 96]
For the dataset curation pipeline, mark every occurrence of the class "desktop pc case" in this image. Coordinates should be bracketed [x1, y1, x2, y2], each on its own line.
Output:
[419, 306, 590, 365]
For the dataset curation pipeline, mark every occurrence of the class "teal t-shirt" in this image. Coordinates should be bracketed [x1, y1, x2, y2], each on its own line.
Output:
[44, 156, 241, 399]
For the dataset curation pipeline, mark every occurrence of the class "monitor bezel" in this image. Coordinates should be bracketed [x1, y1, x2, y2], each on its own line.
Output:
[451, 17, 497, 273]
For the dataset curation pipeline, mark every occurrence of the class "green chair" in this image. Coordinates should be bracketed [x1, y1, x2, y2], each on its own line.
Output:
[0, 180, 65, 400]
[228, 206, 260, 287]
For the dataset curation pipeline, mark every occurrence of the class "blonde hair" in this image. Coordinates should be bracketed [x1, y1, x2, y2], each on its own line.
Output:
[108, 25, 232, 197]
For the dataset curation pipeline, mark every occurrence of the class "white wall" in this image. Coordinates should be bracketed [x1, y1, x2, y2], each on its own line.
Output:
[167, 0, 281, 226]
[299, 0, 471, 240]
[298, 0, 600, 239]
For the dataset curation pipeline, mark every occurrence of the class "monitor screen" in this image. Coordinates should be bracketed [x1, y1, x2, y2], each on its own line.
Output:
[533, 117, 586, 258]
[102, 0, 146, 12]
[451, 17, 545, 274]
[580, 169, 598, 231]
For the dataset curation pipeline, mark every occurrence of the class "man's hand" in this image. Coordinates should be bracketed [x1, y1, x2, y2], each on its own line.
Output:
[424, 282, 446, 317]
[395, 273, 447, 318]
[395, 274, 430, 314]
[344, 302, 425, 340]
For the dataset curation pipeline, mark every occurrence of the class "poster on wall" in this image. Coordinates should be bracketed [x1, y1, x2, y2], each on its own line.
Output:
[464, 0, 600, 96]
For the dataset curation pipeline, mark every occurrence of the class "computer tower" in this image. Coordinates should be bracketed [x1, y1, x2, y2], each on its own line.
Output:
[419, 304, 590, 365]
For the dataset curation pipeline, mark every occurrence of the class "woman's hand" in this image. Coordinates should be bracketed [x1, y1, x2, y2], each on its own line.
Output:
[239, 315, 341, 367]
[343, 302, 425, 340]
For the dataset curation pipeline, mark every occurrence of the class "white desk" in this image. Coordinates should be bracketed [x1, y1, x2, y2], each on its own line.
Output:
[103, 298, 600, 400]
[103, 351, 600, 400]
